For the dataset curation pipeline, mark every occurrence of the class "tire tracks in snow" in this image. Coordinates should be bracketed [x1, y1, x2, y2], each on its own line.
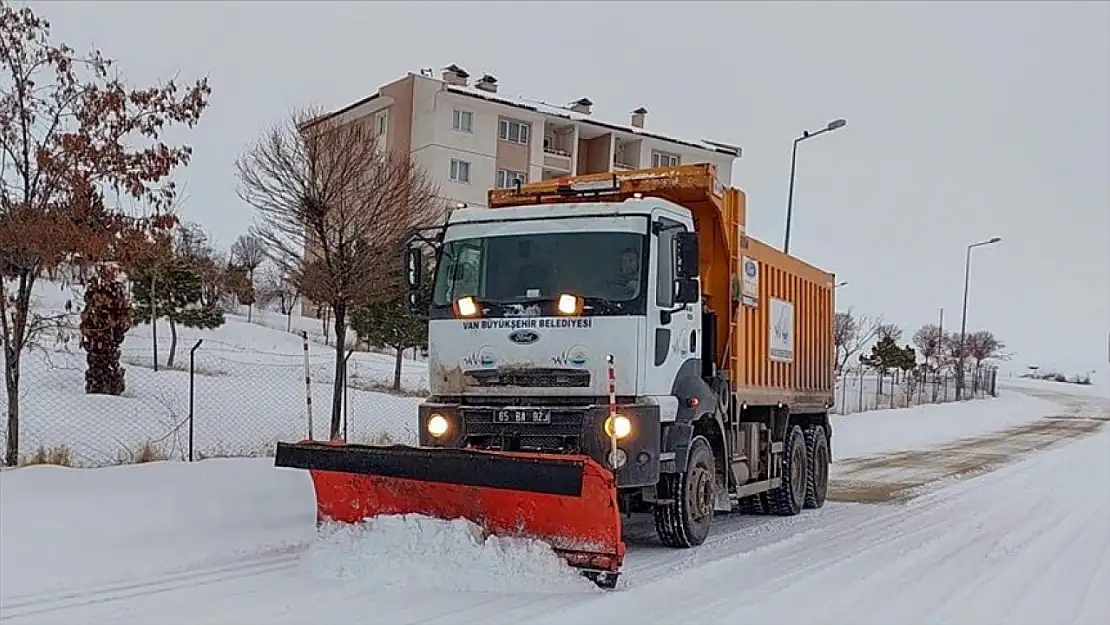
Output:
[0, 544, 307, 621]
[828, 391, 1108, 505]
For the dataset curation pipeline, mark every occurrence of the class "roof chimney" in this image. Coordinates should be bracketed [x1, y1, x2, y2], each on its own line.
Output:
[441, 64, 469, 86]
[475, 73, 498, 93]
[630, 107, 648, 129]
[569, 97, 593, 115]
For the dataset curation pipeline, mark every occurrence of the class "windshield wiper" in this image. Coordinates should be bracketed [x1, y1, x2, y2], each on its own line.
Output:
[581, 296, 623, 313]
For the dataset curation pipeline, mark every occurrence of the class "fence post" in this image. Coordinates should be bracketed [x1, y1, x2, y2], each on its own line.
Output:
[302, 331, 314, 441]
[188, 339, 203, 462]
[342, 349, 355, 442]
[857, 369, 865, 412]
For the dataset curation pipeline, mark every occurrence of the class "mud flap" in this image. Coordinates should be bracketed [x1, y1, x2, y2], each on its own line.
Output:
[275, 441, 625, 574]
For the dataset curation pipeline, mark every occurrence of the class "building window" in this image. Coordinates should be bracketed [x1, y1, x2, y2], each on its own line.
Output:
[651, 150, 680, 168]
[449, 158, 471, 183]
[452, 109, 473, 133]
[496, 169, 527, 189]
[374, 110, 388, 137]
[498, 118, 530, 145]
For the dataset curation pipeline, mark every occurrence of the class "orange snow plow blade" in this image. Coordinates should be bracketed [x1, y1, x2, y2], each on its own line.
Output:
[274, 441, 625, 575]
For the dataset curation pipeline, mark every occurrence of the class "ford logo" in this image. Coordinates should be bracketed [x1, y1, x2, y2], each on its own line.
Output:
[508, 329, 540, 345]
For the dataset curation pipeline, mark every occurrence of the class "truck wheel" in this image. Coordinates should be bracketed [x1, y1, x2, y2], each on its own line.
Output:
[736, 492, 767, 515]
[804, 425, 830, 509]
[654, 435, 715, 548]
[767, 425, 806, 516]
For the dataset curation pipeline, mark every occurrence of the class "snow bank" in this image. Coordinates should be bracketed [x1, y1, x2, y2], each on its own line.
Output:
[0, 459, 316, 602]
[305, 515, 596, 594]
[831, 391, 1063, 460]
[1000, 375, 1110, 400]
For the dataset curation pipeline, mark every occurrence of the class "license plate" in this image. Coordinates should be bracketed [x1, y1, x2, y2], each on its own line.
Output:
[495, 408, 552, 424]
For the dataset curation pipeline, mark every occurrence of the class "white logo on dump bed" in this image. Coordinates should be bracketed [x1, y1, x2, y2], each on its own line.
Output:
[769, 298, 794, 363]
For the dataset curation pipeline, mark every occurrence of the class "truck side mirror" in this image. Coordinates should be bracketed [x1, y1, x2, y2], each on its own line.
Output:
[673, 231, 699, 280]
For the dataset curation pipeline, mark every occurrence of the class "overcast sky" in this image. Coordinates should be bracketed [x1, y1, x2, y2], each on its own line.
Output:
[34, 0, 1110, 379]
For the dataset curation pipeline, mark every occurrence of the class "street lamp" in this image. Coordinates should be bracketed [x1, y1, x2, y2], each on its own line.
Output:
[783, 118, 847, 255]
[956, 236, 1002, 399]
[834, 280, 848, 289]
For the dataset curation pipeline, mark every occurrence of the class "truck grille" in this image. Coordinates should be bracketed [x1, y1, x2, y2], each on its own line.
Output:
[465, 368, 590, 388]
[461, 401, 592, 452]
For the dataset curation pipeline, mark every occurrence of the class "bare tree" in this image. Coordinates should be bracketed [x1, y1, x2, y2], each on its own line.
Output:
[235, 108, 441, 439]
[230, 233, 266, 321]
[834, 308, 884, 373]
[912, 323, 943, 371]
[876, 323, 903, 343]
[940, 331, 967, 376]
[965, 330, 1007, 375]
[259, 263, 300, 332]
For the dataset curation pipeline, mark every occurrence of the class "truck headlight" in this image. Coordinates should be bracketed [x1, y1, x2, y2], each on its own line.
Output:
[455, 296, 479, 317]
[427, 414, 450, 438]
[556, 293, 581, 315]
[604, 414, 632, 439]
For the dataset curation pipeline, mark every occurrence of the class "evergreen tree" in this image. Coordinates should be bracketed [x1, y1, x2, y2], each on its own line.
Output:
[860, 335, 917, 394]
[80, 269, 133, 395]
[132, 258, 225, 368]
[350, 266, 433, 391]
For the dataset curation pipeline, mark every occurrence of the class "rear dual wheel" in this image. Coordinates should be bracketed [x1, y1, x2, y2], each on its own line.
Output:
[804, 424, 830, 509]
[767, 425, 808, 516]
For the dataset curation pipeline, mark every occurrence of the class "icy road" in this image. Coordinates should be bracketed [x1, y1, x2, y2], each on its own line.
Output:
[1, 382, 1107, 625]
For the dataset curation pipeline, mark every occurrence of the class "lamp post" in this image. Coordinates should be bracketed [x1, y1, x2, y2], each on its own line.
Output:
[783, 118, 847, 254]
[956, 236, 1001, 399]
[834, 280, 848, 289]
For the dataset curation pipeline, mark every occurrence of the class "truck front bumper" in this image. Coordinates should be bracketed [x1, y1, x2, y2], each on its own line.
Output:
[418, 399, 661, 489]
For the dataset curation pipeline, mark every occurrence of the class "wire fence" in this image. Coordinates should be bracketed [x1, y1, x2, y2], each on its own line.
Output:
[2, 334, 428, 468]
[3, 336, 998, 467]
[832, 366, 998, 415]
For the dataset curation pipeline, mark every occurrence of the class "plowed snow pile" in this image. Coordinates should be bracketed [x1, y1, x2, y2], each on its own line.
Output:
[302, 514, 599, 594]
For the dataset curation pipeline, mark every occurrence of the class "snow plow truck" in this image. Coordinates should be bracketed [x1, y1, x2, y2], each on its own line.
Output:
[275, 163, 837, 588]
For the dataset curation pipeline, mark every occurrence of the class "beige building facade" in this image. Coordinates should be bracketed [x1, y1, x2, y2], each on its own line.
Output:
[312, 64, 740, 214]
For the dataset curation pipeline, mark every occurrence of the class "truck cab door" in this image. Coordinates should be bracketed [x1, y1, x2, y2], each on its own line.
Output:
[645, 212, 701, 400]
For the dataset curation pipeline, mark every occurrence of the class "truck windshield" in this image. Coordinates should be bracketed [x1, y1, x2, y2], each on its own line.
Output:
[432, 231, 646, 314]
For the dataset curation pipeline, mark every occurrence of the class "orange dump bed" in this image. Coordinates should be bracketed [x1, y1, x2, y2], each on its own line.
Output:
[734, 237, 835, 399]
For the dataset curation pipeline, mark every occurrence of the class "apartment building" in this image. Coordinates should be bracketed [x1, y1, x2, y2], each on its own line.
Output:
[312, 64, 741, 213]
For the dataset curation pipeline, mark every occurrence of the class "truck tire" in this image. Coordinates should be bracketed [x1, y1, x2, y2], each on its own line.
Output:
[767, 425, 806, 516]
[736, 492, 768, 515]
[804, 424, 830, 509]
[654, 435, 715, 548]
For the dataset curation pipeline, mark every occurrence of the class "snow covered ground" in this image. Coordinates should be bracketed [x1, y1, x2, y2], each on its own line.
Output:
[2, 381, 1106, 624]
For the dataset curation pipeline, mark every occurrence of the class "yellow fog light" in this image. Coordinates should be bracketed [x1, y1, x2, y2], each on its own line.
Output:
[427, 414, 450, 438]
[556, 293, 581, 315]
[455, 296, 479, 317]
[604, 414, 632, 439]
